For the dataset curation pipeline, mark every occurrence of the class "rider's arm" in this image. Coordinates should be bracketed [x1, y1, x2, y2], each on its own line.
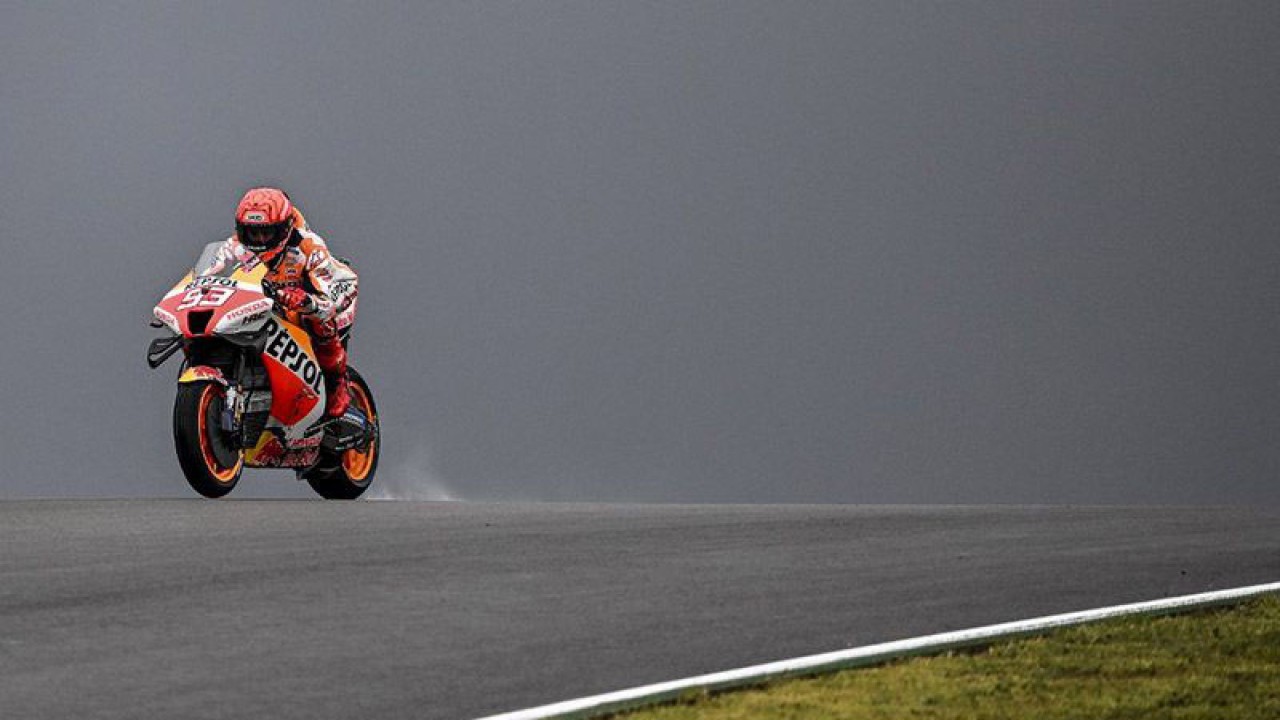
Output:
[302, 241, 347, 321]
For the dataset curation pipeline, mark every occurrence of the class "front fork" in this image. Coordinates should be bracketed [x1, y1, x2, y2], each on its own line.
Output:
[221, 385, 244, 434]
[217, 379, 272, 448]
[176, 355, 249, 436]
[219, 348, 252, 434]
[175, 366, 242, 435]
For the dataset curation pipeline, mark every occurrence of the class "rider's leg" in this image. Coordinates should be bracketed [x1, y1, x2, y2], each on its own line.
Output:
[309, 317, 349, 419]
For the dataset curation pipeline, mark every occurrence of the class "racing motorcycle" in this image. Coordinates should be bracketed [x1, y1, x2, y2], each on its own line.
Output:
[147, 242, 379, 499]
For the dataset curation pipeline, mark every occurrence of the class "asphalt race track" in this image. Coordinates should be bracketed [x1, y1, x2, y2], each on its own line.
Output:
[1, 501, 1276, 719]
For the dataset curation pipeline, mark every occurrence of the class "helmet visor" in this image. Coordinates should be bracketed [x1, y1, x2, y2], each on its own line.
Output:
[237, 221, 291, 252]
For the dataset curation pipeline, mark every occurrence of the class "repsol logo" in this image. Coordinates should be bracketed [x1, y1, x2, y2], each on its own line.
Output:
[186, 276, 238, 290]
[262, 319, 324, 393]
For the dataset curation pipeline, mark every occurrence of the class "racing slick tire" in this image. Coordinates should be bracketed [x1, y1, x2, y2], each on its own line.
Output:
[173, 381, 244, 498]
[305, 368, 379, 500]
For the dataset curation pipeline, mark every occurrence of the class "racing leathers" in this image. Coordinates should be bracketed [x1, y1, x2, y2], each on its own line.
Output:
[210, 217, 358, 419]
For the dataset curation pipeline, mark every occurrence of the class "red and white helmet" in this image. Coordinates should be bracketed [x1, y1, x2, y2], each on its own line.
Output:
[235, 187, 296, 260]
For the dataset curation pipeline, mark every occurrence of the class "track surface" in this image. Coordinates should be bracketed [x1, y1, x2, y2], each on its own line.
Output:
[0, 501, 1276, 719]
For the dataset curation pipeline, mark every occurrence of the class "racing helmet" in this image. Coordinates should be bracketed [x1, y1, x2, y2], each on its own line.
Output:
[235, 187, 296, 260]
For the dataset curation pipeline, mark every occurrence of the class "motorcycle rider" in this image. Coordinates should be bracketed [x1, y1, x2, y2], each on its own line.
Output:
[212, 187, 359, 420]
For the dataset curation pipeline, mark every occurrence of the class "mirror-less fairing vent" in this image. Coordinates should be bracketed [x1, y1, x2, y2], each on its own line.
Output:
[187, 310, 214, 335]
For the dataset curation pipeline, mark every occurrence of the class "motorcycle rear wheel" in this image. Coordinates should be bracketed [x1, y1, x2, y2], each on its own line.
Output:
[174, 381, 244, 498]
[306, 368, 380, 500]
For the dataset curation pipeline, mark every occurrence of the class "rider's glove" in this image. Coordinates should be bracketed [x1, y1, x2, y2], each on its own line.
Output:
[275, 286, 315, 314]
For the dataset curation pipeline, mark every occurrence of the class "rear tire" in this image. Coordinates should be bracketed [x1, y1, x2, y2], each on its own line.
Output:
[306, 368, 379, 500]
[174, 381, 243, 498]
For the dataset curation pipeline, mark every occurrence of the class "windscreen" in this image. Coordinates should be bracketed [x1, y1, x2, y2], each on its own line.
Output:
[191, 241, 248, 279]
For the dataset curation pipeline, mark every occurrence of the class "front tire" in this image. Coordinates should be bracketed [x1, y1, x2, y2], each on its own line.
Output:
[174, 381, 244, 498]
[306, 368, 380, 500]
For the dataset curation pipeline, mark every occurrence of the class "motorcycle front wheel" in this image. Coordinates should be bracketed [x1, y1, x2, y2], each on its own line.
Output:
[173, 381, 244, 498]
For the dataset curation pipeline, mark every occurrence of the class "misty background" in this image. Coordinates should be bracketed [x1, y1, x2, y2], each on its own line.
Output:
[2, 1, 1278, 503]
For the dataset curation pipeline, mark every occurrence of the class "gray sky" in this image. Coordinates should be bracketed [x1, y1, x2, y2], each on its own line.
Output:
[2, 1, 1278, 503]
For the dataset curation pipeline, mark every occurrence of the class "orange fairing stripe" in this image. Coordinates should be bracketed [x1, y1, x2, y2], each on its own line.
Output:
[230, 263, 267, 285]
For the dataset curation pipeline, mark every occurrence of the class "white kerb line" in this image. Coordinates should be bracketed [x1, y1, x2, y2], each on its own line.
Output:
[475, 580, 1280, 720]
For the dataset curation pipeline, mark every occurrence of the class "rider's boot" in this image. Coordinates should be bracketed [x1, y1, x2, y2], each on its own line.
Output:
[314, 334, 350, 420]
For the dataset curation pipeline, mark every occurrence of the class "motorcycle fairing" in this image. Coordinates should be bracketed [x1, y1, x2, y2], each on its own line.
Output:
[155, 262, 270, 339]
[259, 318, 325, 431]
[244, 427, 320, 469]
[154, 241, 329, 470]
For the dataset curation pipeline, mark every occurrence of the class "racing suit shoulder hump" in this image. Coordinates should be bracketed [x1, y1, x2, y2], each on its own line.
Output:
[296, 231, 357, 321]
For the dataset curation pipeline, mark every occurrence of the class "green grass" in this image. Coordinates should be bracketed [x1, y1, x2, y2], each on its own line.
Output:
[616, 595, 1280, 720]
